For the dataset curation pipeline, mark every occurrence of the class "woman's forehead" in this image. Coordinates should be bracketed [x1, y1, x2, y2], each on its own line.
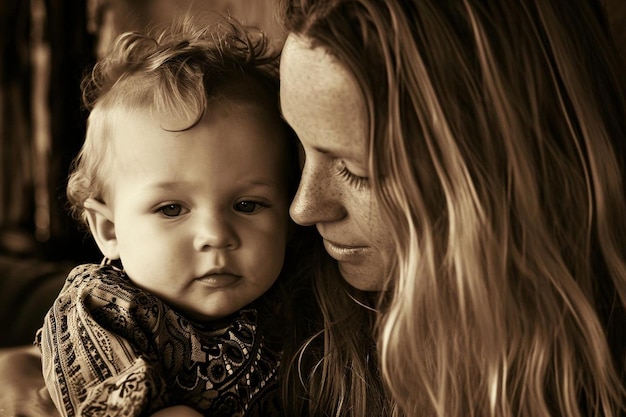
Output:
[280, 34, 367, 156]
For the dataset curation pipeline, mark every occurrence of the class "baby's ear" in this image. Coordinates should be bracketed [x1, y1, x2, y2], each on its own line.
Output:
[84, 198, 120, 260]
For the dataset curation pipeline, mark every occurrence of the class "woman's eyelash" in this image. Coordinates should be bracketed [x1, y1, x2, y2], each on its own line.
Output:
[337, 164, 369, 190]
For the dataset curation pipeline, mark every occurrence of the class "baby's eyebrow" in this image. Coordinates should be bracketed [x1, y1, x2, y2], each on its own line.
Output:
[148, 181, 187, 190]
[243, 180, 282, 189]
[148, 180, 279, 188]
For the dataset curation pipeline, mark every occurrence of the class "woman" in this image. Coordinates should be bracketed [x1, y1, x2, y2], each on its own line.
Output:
[277, 0, 626, 416]
[2, 0, 626, 416]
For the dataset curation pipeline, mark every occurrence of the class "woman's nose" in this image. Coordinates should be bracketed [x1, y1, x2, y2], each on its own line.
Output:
[193, 214, 239, 251]
[289, 162, 346, 226]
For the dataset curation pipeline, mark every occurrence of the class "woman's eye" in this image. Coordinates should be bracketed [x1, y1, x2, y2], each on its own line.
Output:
[158, 203, 184, 217]
[337, 163, 369, 190]
[234, 201, 266, 214]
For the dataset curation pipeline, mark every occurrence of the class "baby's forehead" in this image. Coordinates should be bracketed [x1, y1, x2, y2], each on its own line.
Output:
[90, 71, 289, 169]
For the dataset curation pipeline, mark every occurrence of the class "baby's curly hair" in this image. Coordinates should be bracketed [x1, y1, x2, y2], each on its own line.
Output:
[67, 13, 282, 228]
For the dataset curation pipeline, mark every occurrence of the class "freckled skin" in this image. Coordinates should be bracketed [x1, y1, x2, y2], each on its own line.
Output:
[280, 34, 394, 291]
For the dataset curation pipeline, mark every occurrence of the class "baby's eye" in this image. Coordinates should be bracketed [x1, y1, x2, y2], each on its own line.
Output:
[158, 203, 185, 217]
[234, 201, 267, 214]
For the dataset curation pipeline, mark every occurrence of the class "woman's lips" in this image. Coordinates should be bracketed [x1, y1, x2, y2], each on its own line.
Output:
[322, 239, 368, 262]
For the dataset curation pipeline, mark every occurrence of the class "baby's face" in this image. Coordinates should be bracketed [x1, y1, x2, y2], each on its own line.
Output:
[103, 103, 290, 321]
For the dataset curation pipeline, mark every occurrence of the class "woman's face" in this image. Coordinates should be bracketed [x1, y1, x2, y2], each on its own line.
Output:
[280, 34, 394, 291]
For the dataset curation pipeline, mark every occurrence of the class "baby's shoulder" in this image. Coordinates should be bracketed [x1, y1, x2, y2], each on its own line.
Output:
[51, 263, 166, 346]
[66, 262, 125, 283]
[63, 263, 135, 293]
[57, 263, 155, 312]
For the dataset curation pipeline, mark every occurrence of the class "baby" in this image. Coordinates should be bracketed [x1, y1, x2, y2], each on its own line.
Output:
[35, 15, 299, 417]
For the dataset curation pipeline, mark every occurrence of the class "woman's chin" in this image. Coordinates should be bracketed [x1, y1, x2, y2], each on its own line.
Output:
[338, 261, 385, 292]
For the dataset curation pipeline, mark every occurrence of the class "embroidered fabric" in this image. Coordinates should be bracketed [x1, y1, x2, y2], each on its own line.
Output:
[35, 264, 281, 417]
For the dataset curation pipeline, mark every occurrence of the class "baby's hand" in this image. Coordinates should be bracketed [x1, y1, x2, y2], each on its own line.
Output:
[150, 405, 203, 417]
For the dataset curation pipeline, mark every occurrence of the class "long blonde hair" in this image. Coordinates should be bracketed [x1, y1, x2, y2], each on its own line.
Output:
[280, 0, 626, 416]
